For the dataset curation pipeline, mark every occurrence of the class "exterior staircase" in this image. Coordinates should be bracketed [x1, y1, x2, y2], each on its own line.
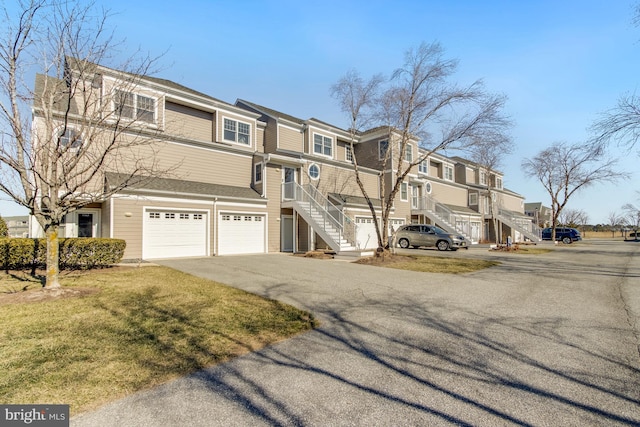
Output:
[414, 195, 475, 243]
[495, 208, 542, 243]
[282, 182, 373, 258]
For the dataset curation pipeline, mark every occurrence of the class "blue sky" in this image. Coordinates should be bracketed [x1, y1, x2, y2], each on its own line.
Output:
[2, 0, 639, 224]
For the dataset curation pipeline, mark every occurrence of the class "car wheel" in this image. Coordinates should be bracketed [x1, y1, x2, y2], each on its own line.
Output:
[437, 240, 450, 251]
[399, 238, 410, 249]
[562, 237, 571, 244]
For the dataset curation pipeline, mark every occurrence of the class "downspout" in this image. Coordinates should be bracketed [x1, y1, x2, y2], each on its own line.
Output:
[213, 197, 217, 256]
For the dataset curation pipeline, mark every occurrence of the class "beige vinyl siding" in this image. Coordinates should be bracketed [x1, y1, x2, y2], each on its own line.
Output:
[256, 126, 266, 153]
[429, 181, 468, 206]
[147, 141, 254, 187]
[101, 199, 111, 238]
[265, 164, 285, 252]
[278, 125, 303, 152]
[112, 198, 214, 260]
[264, 117, 278, 153]
[499, 193, 525, 212]
[297, 217, 310, 252]
[164, 101, 214, 142]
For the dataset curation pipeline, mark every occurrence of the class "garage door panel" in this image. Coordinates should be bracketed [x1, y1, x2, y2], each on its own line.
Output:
[143, 210, 207, 259]
[218, 213, 265, 255]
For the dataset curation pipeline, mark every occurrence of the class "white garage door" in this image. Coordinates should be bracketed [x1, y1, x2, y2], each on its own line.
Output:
[218, 213, 266, 255]
[143, 210, 208, 259]
[355, 217, 405, 249]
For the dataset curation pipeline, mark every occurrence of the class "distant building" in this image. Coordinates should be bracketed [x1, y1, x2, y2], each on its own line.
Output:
[5, 215, 29, 238]
[524, 203, 551, 228]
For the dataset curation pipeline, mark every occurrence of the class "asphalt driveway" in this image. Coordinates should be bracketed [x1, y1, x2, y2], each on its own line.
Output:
[72, 241, 640, 426]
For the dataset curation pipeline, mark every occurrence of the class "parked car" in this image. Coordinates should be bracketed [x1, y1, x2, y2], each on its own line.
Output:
[541, 227, 582, 244]
[395, 224, 467, 251]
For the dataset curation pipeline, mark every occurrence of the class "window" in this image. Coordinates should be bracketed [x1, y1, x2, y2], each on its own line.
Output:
[469, 193, 478, 205]
[245, 216, 252, 221]
[179, 213, 189, 220]
[114, 90, 156, 123]
[254, 164, 262, 183]
[425, 182, 432, 194]
[479, 171, 487, 185]
[194, 214, 203, 220]
[400, 182, 408, 201]
[378, 140, 389, 160]
[419, 160, 428, 174]
[165, 213, 175, 219]
[59, 128, 82, 149]
[255, 216, 262, 221]
[308, 163, 320, 180]
[222, 215, 231, 221]
[233, 215, 241, 221]
[404, 144, 413, 162]
[149, 212, 160, 219]
[224, 118, 251, 145]
[345, 144, 353, 163]
[495, 177, 503, 189]
[444, 165, 454, 181]
[313, 134, 332, 157]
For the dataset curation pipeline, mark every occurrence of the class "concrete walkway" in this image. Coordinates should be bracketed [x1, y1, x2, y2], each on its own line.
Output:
[72, 240, 640, 426]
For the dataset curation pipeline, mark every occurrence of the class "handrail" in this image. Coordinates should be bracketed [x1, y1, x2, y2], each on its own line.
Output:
[283, 182, 357, 249]
[415, 195, 472, 240]
[497, 208, 542, 241]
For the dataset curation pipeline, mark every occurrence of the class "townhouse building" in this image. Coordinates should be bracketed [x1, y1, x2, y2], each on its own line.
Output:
[30, 60, 538, 260]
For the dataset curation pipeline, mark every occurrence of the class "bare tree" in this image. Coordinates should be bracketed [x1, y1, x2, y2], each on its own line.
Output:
[0, 0, 169, 288]
[331, 42, 511, 253]
[522, 141, 627, 241]
[467, 134, 514, 243]
[622, 203, 640, 240]
[607, 210, 621, 237]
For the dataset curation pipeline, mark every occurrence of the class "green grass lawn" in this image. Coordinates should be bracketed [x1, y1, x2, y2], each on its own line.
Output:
[0, 266, 317, 415]
[356, 253, 500, 273]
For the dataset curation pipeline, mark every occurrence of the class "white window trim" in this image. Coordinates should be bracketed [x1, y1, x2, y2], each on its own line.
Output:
[345, 144, 353, 163]
[312, 133, 333, 158]
[469, 193, 478, 206]
[378, 140, 389, 160]
[418, 160, 428, 175]
[404, 144, 413, 162]
[254, 163, 262, 184]
[444, 165, 454, 181]
[308, 163, 320, 180]
[400, 182, 408, 201]
[111, 89, 159, 126]
[56, 126, 83, 151]
[223, 117, 252, 146]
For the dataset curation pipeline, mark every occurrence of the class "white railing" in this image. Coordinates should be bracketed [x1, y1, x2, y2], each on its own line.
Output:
[283, 182, 357, 249]
[497, 208, 542, 242]
[413, 195, 474, 241]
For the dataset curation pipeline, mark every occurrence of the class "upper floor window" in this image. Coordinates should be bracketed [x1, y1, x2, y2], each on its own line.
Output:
[495, 177, 503, 189]
[479, 171, 487, 185]
[224, 118, 251, 145]
[114, 90, 156, 124]
[345, 144, 353, 163]
[59, 128, 82, 149]
[469, 193, 478, 206]
[404, 144, 413, 162]
[313, 134, 332, 157]
[444, 165, 454, 181]
[308, 163, 320, 180]
[378, 140, 389, 160]
[254, 163, 262, 183]
[419, 160, 428, 174]
[400, 182, 408, 201]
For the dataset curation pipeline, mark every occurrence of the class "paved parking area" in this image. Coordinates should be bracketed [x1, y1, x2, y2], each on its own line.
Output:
[73, 240, 640, 426]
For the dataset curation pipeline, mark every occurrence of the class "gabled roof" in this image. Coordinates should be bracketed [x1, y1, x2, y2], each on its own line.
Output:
[105, 173, 262, 200]
[329, 193, 382, 208]
[236, 99, 305, 125]
[443, 204, 482, 216]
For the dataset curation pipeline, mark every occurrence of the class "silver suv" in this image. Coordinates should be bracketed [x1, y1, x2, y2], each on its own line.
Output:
[395, 224, 467, 251]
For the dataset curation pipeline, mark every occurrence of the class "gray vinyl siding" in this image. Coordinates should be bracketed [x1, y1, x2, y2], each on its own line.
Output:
[164, 101, 214, 142]
[264, 118, 278, 153]
[430, 181, 468, 206]
[297, 217, 309, 252]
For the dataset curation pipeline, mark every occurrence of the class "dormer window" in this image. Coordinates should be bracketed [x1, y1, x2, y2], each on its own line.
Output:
[419, 160, 428, 174]
[224, 118, 251, 145]
[404, 144, 413, 162]
[444, 165, 454, 181]
[495, 177, 503, 189]
[313, 134, 332, 157]
[114, 90, 156, 124]
[480, 171, 487, 185]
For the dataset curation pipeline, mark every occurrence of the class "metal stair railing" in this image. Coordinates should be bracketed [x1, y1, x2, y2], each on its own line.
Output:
[283, 182, 357, 250]
[496, 208, 542, 242]
[417, 195, 472, 240]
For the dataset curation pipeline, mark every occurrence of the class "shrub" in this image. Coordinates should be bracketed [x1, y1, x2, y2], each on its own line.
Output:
[0, 238, 125, 270]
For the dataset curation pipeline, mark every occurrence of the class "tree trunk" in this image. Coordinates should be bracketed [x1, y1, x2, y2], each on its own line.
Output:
[45, 225, 61, 288]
